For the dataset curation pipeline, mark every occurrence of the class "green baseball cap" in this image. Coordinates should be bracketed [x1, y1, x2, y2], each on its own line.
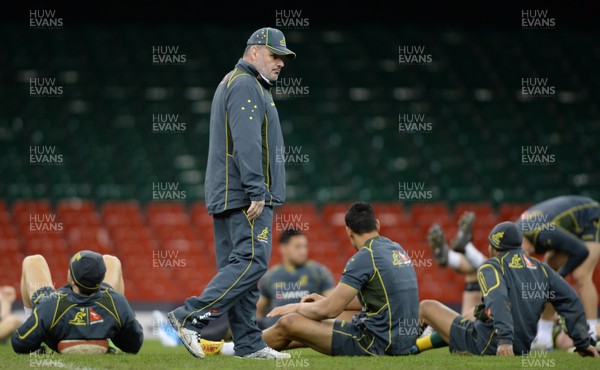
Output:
[247, 27, 296, 60]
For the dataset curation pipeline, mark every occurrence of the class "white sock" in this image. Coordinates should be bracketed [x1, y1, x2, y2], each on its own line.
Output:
[24, 307, 32, 318]
[587, 319, 598, 341]
[536, 319, 554, 345]
[465, 242, 486, 268]
[221, 342, 235, 356]
[447, 250, 462, 269]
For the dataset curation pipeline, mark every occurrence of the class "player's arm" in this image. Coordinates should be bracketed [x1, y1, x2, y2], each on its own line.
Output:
[268, 283, 358, 320]
[477, 262, 514, 355]
[268, 249, 372, 320]
[110, 299, 144, 354]
[544, 263, 597, 355]
[537, 228, 588, 277]
[11, 307, 47, 354]
[227, 77, 267, 203]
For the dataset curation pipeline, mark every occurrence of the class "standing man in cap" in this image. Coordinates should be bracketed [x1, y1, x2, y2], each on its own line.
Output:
[414, 222, 598, 357]
[167, 27, 295, 359]
[12, 251, 143, 354]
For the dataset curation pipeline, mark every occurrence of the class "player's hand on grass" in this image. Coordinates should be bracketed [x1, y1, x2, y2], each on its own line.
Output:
[577, 345, 600, 358]
[267, 303, 299, 317]
[247, 200, 265, 220]
[496, 344, 514, 356]
[301, 293, 325, 303]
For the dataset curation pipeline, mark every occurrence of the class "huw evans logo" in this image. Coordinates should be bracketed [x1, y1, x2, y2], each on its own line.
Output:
[152, 113, 187, 133]
[398, 182, 433, 201]
[521, 77, 556, 98]
[275, 145, 310, 165]
[29, 146, 63, 165]
[29, 213, 63, 234]
[521, 350, 556, 368]
[153, 250, 187, 269]
[29, 78, 63, 97]
[398, 114, 432, 133]
[275, 10, 309, 29]
[275, 213, 310, 232]
[521, 146, 555, 165]
[275, 78, 309, 98]
[29, 10, 63, 29]
[152, 182, 187, 201]
[398, 45, 432, 66]
[521, 10, 556, 30]
[152, 45, 186, 65]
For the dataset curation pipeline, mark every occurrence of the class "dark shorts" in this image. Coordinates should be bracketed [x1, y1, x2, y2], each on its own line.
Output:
[581, 219, 600, 243]
[30, 286, 58, 308]
[331, 320, 382, 356]
[449, 316, 496, 355]
[31, 283, 113, 309]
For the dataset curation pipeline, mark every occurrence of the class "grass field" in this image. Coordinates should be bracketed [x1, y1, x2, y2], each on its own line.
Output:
[0, 340, 598, 369]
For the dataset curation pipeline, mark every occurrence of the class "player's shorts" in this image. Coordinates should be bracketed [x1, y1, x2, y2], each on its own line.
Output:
[331, 319, 383, 356]
[31, 283, 113, 309]
[449, 316, 497, 355]
[31, 286, 59, 308]
[581, 219, 600, 243]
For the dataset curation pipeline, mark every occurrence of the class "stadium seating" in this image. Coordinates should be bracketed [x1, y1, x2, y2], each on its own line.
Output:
[1, 25, 599, 305]
[1, 200, 599, 305]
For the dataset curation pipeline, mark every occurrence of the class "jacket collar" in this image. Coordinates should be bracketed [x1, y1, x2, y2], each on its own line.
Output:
[235, 58, 272, 90]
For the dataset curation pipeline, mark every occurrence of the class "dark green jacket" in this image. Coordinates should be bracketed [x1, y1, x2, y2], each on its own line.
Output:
[12, 285, 143, 354]
[205, 59, 286, 214]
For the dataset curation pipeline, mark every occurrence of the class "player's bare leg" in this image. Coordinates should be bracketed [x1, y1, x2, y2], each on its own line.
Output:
[573, 242, 600, 340]
[419, 300, 460, 343]
[262, 313, 334, 355]
[102, 255, 125, 294]
[533, 251, 568, 350]
[20, 255, 54, 310]
[412, 299, 461, 353]
[461, 274, 480, 321]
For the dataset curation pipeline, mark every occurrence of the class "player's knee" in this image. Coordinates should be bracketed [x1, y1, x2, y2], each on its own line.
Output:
[23, 254, 46, 267]
[276, 313, 301, 334]
[572, 268, 592, 286]
[103, 255, 122, 268]
[419, 299, 438, 318]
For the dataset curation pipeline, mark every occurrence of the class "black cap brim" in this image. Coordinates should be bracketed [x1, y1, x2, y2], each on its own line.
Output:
[266, 44, 296, 60]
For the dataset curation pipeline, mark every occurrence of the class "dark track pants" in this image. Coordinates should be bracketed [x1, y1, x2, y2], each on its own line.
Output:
[171, 206, 273, 356]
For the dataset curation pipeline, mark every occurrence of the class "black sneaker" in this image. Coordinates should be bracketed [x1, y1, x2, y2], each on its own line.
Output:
[428, 224, 448, 267]
[451, 211, 475, 253]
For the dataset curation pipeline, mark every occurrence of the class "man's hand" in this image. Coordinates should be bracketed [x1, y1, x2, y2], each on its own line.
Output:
[301, 293, 325, 303]
[267, 303, 299, 317]
[577, 345, 600, 358]
[246, 200, 265, 220]
[496, 344, 514, 356]
[0, 286, 16, 303]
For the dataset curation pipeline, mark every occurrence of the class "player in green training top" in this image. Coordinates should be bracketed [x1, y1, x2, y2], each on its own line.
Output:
[11, 251, 143, 354]
[260, 202, 420, 356]
[257, 228, 334, 328]
[414, 222, 598, 357]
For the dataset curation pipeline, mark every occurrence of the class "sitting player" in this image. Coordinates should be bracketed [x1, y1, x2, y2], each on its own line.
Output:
[428, 212, 487, 320]
[415, 222, 598, 357]
[257, 228, 334, 329]
[0, 286, 22, 342]
[256, 202, 420, 356]
[12, 251, 143, 354]
[515, 195, 600, 350]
